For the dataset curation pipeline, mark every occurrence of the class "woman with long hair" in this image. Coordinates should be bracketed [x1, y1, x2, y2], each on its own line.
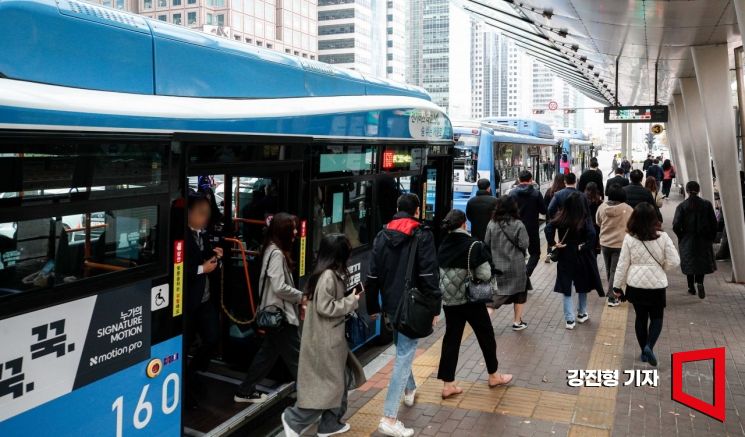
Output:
[645, 176, 663, 208]
[282, 234, 366, 436]
[543, 174, 566, 264]
[673, 181, 718, 299]
[613, 203, 679, 366]
[437, 209, 512, 399]
[545, 192, 603, 330]
[484, 196, 530, 330]
[235, 213, 304, 404]
[661, 159, 676, 198]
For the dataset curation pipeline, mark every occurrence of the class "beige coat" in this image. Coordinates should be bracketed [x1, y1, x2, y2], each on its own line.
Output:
[596, 201, 633, 249]
[296, 270, 366, 410]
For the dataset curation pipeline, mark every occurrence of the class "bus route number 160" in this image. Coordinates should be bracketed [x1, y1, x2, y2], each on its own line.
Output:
[111, 373, 179, 437]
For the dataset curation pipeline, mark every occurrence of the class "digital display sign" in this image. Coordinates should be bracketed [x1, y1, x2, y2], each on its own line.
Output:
[604, 105, 668, 123]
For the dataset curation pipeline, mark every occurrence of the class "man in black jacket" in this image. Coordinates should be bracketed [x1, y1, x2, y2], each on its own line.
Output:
[510, 170, 546, 276]
[646, 159, 664, 190]
[623, 169, 662, 221]
[466, 178, 498, 240]
[577, 157, 605, 199]
[642, 154, 654, 172]
[366, 193, 441, 435]
[605, 167, 629, 196]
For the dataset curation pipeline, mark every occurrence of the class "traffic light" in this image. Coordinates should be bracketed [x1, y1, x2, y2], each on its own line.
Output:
[532, 109, 545, 114]
[564, 109, 576, 114]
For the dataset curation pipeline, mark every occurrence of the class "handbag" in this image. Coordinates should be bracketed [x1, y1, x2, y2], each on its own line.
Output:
[255, 250, 287, 330]
[549, 230, 569, 262]
[465, 241, 494, 304]
[393, 232, 440, 339]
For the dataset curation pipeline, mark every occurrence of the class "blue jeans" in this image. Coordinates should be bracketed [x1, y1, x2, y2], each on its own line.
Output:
[383, 331, 418, 418]
[563, 292, 587, 322]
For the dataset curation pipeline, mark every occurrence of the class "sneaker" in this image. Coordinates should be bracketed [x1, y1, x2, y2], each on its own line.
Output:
[378, 419, 414, 437]
[317, 423, 351, 437]
[403, 388, 416, 407]
[687, 287, 696, 295]
[577, 313, 589, 324]
[565, 320, 575, 330]
[697, 283, 705, 299]
[640, 352, 648, 363]
[643, 345, 658, 367]
[512, 321, 528, 331]
[233, 391, 268, 404]
[281, 412, 300, 437]
[607, 298, 620, 307]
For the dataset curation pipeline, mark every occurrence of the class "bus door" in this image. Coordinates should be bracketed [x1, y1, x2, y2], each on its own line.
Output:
[179, 137, 306, 436]
[527, 145, 542, 186]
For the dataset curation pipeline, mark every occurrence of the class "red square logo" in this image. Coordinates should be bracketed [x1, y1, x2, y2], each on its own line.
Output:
[671, 347, 726, 422]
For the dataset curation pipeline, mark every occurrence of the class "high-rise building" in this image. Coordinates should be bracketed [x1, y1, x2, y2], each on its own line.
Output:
[87, 0, 318, 59]
[407, 0, 471, 118]
[317, 0, 375, 73]
[385, 0, 407, 82]
[471, 24, 532, 119]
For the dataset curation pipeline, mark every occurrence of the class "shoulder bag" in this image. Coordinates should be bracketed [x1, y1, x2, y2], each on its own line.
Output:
[255, 249, 288, 330]
[641, 240, 664, 269]
[549, 229, 569, 262]
[465, 241, 494, 304]
[393, 232, 440, 339]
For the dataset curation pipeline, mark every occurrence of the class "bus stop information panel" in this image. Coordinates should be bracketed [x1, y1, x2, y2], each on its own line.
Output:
[604, 105, 669, 123]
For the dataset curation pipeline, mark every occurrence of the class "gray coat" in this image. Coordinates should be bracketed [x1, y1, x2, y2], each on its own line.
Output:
[259, 243, 303, 326]
[296, 270, 366, 410]
[484, 219, 529, 295]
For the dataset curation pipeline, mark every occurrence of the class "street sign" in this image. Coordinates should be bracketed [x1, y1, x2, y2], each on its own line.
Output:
[604, 105, 669, 123]
[651, 124, 664, 135]
[548, 101, 558, 111]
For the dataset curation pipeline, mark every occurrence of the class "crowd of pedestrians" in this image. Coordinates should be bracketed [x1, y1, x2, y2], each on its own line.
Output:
[182, 152, 722, 437]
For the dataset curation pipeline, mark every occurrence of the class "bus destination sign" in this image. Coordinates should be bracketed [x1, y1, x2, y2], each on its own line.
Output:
[604, 105, 669, 123]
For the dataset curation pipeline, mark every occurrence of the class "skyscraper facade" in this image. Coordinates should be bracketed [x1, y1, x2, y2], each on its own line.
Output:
[407, 0, 471, 118]
[87, 0, 318, 60]
[317, 0, 376, 73]
[471, 24, 532, 119]
[385, 0, 407, 82]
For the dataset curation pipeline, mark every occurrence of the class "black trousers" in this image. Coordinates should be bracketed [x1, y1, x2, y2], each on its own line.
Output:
[687, 274, 705, 289]
[238, 324, 300, 394]
[662, 179, 673, 196]
[185, 301, 220, 392]
[631, 303, 664, 351]
[437, 303, 498, 382]
[526, 232, 541, 277]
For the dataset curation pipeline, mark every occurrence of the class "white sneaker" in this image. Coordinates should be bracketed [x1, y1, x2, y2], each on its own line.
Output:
[378, 419, 414, 437]
[317, 423, 350, 437]
[281, 412, 300, 437]
[577, 313, 589, 324]
[403, 388, 416, 407]
[565, 320, 575, 330]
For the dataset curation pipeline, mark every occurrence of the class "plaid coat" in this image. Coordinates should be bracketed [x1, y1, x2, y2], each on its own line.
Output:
[484, 219, 529, 295]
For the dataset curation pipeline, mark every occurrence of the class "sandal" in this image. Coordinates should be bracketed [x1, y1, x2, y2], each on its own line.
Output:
[441, 386, 463, 399]
[488, 373, 513, 388]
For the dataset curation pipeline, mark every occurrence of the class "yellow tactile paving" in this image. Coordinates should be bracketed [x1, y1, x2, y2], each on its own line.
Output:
[346, 294, 629, 435]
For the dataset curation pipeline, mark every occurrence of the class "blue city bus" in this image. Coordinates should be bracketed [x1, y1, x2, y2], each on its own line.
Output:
[0, 1, 454, 435]
[554, 128, 594, 174]
[452, 119, 555, 213]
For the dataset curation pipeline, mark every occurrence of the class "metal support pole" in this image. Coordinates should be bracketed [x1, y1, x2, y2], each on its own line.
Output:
[615, 57, 620, 106]
[654, 62, 658, 105]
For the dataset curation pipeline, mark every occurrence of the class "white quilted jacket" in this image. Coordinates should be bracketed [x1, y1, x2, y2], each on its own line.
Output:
[613, 232, 680, 290]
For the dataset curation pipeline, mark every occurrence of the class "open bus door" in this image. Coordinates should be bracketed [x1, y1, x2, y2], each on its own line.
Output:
[177, 136, 306, 436]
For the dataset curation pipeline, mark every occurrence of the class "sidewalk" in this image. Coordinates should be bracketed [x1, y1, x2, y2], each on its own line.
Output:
[310, 191, 745, 436]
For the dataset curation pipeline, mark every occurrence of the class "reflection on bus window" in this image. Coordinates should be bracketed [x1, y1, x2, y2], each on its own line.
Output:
[313, 181, 372, 253]
[454, 147, 478, 183]
[0, 206, 158, 297]
[377, 175, 422, 225]
[0, 143, 167, 206]
[495, 144, 520, 182]
[238, 178, 279, 249]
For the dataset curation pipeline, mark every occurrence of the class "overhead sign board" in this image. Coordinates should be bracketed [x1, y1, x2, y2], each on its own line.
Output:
[604, 105, 669, 123]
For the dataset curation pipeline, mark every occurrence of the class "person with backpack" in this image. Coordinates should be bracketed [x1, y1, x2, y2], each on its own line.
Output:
[673, 181, 718, 299]
[485, 196, 530, 330]
[281, 234, 366, 437]
[436, 209, 512, 400]
[613, 203, 680, 366]
[235, 213, 304, 404]
[366, 194, 441, 437]
[661, 159, 676, 198]
[509, 170, 546, 277]
[596, 185, 633, 307]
